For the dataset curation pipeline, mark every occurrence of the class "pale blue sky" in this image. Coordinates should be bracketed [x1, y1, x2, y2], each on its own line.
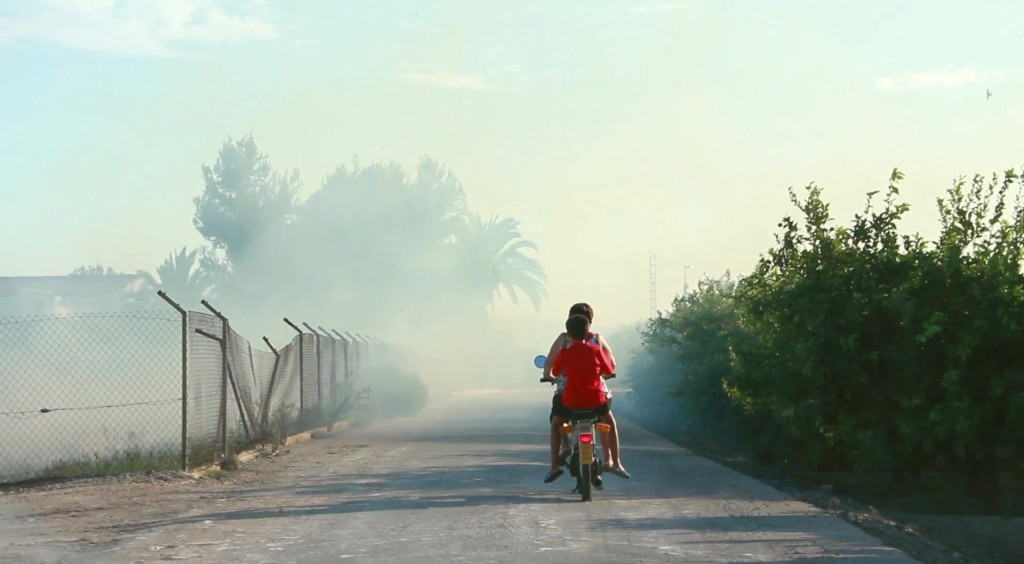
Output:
[2, 0, 1023, 329]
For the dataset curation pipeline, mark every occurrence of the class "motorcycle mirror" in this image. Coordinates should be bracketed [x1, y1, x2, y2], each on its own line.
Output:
[533, 355, 546, 369]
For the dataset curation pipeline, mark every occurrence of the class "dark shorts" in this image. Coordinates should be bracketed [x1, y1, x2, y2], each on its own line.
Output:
[550, 393, 611, 422]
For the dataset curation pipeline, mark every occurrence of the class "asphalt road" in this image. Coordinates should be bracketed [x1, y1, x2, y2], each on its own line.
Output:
[4, 390, 917, 563]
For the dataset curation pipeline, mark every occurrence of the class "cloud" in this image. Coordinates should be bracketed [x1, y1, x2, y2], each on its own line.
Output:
[0, 0, 278, 56]
[403, 72, 488, 90]
[629, 2, 694, 14]
[876, 67, 1007, 91]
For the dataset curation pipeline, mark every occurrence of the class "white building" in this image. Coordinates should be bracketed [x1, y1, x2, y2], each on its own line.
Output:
[0, 275, 148, 316]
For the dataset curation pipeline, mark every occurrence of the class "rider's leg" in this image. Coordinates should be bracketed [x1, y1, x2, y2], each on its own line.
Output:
[599, 422, 612, 465]
[600, 411, 620, 467]
[603, 410, 622, 467]
[551, 417, 570, 464]
[596, 394, 619, 466]
[552, 393, 571, 462]
[600, 410, 631, 478]
[549, 415, 567, 471]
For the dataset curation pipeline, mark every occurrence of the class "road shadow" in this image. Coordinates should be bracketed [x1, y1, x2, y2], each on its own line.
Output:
[109, 453, 608, 535]
[213, 446, 553, 498]
[594, 515, 909, 561]
[244, 428, 799, 505]
[113, 489, 570, 535]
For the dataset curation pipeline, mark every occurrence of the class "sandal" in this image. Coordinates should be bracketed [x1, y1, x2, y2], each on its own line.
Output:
[605, 465, 631, 479]
[544, 468, 564, 483]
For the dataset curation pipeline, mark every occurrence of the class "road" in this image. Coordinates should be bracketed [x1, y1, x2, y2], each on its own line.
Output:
[2, 390, 917, 563]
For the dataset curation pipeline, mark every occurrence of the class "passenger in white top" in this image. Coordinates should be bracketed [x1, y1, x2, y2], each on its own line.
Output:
[541, 302, 630, 479]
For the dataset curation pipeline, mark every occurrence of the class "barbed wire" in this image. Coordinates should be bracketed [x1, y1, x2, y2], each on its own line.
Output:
[0, 397, 182, 419]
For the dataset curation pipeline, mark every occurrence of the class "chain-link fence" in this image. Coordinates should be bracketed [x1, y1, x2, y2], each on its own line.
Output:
[0, 294, 381, 484]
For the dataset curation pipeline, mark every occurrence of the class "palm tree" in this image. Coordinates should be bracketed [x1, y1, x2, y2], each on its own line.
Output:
[455, 212, 547, 312]
[138, 247, 210, 308]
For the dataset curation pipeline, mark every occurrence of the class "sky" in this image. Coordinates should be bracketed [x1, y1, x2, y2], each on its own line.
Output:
[2, 0, 1024, 333]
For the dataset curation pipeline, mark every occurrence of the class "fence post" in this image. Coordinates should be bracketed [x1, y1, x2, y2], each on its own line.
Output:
[302, 322, 323, 421]
[284, 318, 304, 427]
[201, 300, 253, 457]
[192, 327, 223, 464]
[157, 290, 188, 472]
[261, 336, 281, 439]
[346, 332, 362, 375]
[201, 300, 229, 459]
[317, 326, 337, 410]
[331, 329, 351, 382]
[247, 340, 259, 410]
[357, 333, 372, 367]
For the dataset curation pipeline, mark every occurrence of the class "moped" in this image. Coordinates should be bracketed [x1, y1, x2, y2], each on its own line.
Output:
[534, 354, 612, 502]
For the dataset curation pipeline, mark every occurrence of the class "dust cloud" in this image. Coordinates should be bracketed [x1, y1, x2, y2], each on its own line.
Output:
[181, 143, 557, 408]
[1, 135, 577, 482]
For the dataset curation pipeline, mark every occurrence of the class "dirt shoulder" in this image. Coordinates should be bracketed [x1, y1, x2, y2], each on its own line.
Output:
[629, 419, 1024, 564]
[0, 437, 372, 561]
[3, 408, 1021, 563]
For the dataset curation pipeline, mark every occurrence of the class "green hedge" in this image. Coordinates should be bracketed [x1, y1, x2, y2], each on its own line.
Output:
[630, 169, 1024, 506]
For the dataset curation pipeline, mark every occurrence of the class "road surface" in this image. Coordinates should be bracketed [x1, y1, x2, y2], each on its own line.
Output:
[2, 390, 917, 563]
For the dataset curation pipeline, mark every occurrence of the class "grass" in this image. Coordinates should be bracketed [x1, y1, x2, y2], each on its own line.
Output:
[0, 447, 182, 489]
[39, 448, 181, 479]
[2, 392, 367, 488]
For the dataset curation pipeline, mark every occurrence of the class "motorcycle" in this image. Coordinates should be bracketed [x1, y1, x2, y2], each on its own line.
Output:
[534, 354, 612, 502]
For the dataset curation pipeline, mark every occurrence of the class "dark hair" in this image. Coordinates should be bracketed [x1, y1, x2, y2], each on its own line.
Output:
[568, 302, 594, 322]
[565, 314, 590, 341]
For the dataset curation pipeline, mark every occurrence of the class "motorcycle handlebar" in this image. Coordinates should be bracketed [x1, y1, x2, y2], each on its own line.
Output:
[540, 374, 616, 383]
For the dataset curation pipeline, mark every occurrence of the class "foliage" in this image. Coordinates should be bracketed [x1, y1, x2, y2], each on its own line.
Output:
[629, 167, 1024, 506]
[192, 134, 300, 264]
[454, 212, 547, 312]
[646, 275, 753, 435]
[284, 158, 470, 323]
[137, 246, 212, 308]
[190, 139, 546, 332]
[69, 264, 120, 276]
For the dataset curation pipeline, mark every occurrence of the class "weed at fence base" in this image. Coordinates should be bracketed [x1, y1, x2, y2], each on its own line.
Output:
[10, 448, 181, 486]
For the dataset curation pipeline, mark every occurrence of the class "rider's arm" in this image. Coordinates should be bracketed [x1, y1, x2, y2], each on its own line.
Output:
[542, 332, 567, 379]
[598, 335, 617, 376]
[551, 348, 567, 380]
[597, 347, 615, 378]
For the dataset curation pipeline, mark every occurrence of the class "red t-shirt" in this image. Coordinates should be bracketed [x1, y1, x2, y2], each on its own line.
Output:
[552, 341, 614, 409]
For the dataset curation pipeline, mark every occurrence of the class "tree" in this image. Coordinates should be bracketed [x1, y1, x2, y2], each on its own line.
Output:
[453, 212, 547, 312]
[282, 158, 470, 325]
[627, 167, 1024, 508]
[298, 157, 467, 255]
[192, 134, 300, 265]
[137, 246, 211, 308]
[69, 264, 119, 276]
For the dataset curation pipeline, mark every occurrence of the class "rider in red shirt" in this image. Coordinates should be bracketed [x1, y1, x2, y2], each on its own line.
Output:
[543, 313, 630, 483]
[542, 302, 624, 477]
[553, 334, 614, 411]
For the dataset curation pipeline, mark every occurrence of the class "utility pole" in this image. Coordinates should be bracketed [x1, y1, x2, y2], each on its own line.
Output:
[649, 253, 657, 318]
[683, 265, 692, 296]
